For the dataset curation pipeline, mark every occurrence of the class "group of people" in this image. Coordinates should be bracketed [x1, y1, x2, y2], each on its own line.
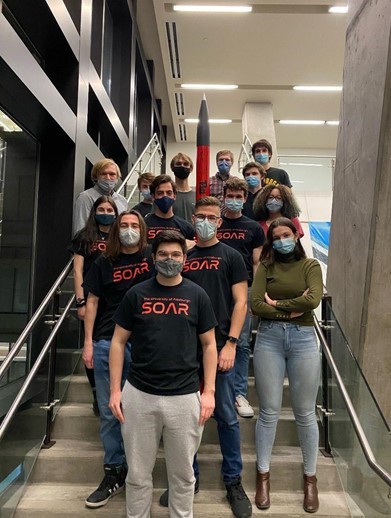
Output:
[69, 138, 322, 518]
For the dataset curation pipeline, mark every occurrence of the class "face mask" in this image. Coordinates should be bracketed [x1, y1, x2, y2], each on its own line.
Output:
[225, 199, 244, 212]
[266, 199, 283, 213]
[97, 179, 117, 193]
[173, 166, 191, 180]
[154, 196, 175, 213]
[272, 237, 296, 254]
[245, 176, 260, 188]
[254, 153, 269, 166]
[195, 220, 217, 242]
[141, 190, 153, 202]
[119, 227, 140, 247]
[95, 213, 116, 226]
[217, 160, 231, 175]
[155, 258, 183, 278]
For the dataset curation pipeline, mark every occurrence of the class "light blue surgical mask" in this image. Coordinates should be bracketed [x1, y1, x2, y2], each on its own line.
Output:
[254, 153, 269, 165]
[225, 199, 244, 213]
[97, 178, 117, 193]
[141, 189, 153, 202]
[266, 198, 283, 213]
[272, 237, 296, 254]
[195, 219, 217, 242]
[245, 176, 260, 188]
[217, 160, 231, 175]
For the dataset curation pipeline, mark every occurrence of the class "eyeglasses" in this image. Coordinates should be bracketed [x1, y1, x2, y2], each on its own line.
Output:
[267, 196, 282, 202]
[156, 251, 183, 260]
[194, 214, 219, 224]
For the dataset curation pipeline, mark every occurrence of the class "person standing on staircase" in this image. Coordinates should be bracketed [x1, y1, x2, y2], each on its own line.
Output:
[171, 152, 196, 223]
[251, 217, 322, 513]
[109, 230, 217, 518]
[82, 210, 153, 509]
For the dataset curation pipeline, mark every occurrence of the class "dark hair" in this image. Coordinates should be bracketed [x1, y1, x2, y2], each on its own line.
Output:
[251, 139, 272, 157]
[151, 230, 187, 255]
[194, 196, 221, 210]
[242, 161, 265, 177]
[137, 172, 155, 189]
[253, 184, 300, 220]
[75, 196, 118, 255]
[260, 217, 306, 266]
[149, 174, 177, 196]
[105, 210, 148, 260]
[223, 177, 248, 197]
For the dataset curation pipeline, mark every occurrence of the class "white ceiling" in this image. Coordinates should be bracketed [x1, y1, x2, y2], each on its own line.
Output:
[137, 0, 347, 150]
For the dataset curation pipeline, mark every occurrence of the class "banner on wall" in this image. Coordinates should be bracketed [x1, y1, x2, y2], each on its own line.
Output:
[309, 222, 330, 270]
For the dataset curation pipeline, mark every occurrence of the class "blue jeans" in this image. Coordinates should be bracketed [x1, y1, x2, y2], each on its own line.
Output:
[93, 339, 131, 466]
[253, 321, 320, 475]
[194, 367, 242, 484]
[234, 287, 252, 397]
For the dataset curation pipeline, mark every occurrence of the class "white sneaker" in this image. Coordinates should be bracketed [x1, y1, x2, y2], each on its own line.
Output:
[235, 395, 254, 418]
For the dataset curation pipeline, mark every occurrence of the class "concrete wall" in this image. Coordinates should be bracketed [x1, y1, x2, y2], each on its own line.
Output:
[327, 0, 391, 424]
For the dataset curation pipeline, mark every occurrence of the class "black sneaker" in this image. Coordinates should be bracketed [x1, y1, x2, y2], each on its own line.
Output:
[85, 464, 126, 508]
[226, 480, 252, 518]
[159, 477, 199, 507]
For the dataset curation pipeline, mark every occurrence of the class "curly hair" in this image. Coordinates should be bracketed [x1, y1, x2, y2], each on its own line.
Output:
[253, 184, 300, 220]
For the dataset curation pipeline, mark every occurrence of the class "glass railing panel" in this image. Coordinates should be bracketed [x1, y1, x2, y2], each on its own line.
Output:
[322, 300, 391, 516]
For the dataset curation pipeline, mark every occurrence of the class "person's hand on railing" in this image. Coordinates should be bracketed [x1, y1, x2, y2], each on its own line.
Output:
[83, 340, 93, 369]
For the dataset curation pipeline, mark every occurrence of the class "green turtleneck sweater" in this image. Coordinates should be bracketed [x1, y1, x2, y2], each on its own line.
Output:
[250, 255, 323, 326]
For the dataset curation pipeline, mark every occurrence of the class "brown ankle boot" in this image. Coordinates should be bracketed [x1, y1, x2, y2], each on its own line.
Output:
[255, 471, 270, 509]
[303, 474, 319, 513]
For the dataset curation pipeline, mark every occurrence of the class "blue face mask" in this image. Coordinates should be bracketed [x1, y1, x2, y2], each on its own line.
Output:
[225, 199, 244, 212]
[95, 213, 116, 225]
[154, 196, 175, 214]
[217, 160, 231, 175]
[141, 190, 153, 202]
[266, 198, 283, 213]
[254, 153, 269, 165]
[272, 237, 296, 254]
[245, 176, 260, 188]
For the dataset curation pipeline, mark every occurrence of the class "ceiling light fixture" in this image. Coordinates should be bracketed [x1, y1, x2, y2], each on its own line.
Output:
[293, 85, 342, 92]
[279, 120, 325, 125]
[326, 120, 340, 125]
[173, 5, 252, 13]
[328, 6, 348, 14]
[181, 84, 238, 90]
[184, 118, 232, 124]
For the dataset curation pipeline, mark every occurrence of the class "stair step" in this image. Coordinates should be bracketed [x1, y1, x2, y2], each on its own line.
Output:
[29, 439, 342, 492]
[13, 484, 351, 517]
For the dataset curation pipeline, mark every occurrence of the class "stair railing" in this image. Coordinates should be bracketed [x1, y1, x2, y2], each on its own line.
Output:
[117, 133, 163, 204]
[237, 134, 253, 173]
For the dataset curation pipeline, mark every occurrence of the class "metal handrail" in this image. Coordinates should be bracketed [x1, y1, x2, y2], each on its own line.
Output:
[0, 294, 75, 441]
[0, 257, 74, 383]
[314, 317, 391, 487]
[125, 145, 162, 204]
[238, 134, 253, 172]
[117, 133, 162, 197]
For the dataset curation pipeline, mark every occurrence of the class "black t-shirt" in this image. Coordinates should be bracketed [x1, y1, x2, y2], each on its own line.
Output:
[217, 215, 265, 282]
[183, 242, 248, 348]
[114, 277, 217, 396]
[145, 213, 195, 242]
[83, 248, 154, 340]
[133, 201, 153, 218]
[264, 167, 292, 188]
[242, 191, 261, 220]
[68, 231, 109, 278]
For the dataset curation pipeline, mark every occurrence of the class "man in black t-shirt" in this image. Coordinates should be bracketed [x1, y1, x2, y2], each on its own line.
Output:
[241, 162, 266, 220]
[158, 197, 253, 518]
[133, 172, 155, 218]
[109, 231, 217, 518]
[251, 138, 292, 188]
[145, 174, 195, 242]
[218, 178, 264, 419]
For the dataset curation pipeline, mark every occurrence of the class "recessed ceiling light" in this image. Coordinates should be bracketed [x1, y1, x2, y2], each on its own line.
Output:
[293, 85, 342, 92]
[279, 120, 325, 125]
[280, 162, 323, 167]
[328, 6, 348, 14]
[181, 84, 238, 90]
[184, 118, 232, 124]
[326, 120, 340, 125]
[173, 5, 252, 13]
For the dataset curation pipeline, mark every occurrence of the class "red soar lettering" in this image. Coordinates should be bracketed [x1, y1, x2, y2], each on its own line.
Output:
[113, 261, 149, 283]
[142, 301, 189, 315]
[217, 231, 245, 240]
[90, 240, 107, 253]
[182, 258, 220, 272]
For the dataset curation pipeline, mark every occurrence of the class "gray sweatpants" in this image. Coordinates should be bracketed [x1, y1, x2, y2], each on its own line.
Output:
[121, 381, 203, 518]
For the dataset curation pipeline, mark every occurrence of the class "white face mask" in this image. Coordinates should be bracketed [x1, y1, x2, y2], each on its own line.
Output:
[97, 178, 117, 193]
[119, 227, 140, 247]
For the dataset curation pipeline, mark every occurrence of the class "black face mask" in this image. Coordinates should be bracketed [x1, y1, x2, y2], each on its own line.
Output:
[173, 166, 191, 179]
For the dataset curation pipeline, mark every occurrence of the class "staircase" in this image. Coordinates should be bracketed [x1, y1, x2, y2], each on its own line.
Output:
[13, 357, 351, 517]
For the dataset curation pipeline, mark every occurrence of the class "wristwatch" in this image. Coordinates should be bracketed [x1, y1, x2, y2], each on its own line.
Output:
[227, 336, 239, 344]
[75, 298, 86, 308]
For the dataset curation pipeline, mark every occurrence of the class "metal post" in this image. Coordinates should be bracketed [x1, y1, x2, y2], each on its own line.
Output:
[320, 294, 333, 456]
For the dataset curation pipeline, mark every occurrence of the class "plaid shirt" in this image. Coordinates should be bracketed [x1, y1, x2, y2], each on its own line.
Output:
[209, 172, 232, 202]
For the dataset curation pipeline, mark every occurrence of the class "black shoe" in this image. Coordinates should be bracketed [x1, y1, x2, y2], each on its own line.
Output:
[159, 477, 199, 508]
[85, 464, 127, 508]
[226, 480, 252, 518]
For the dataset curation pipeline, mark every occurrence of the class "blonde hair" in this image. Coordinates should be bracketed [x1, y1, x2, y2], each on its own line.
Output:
[91, 159, 121, 182]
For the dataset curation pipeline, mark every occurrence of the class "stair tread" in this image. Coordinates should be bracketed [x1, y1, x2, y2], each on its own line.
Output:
[14, 483, 351, 517]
